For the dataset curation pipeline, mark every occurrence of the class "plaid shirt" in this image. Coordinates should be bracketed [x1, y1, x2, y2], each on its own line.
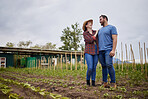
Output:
[83, 30, 99, 55]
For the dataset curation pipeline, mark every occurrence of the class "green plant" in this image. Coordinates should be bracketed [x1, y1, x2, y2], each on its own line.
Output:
[109, 87, 115, 91]
[49, 82, 53, 86]
[121, 87, 127, 92]
[115, 95, 122, 99]
[69, 86, 75, 89]
[63, 84, 68, 88]
[9, 93, 24, 99]
[99, 85, 105, 91]
[82, 85, 88, 89]
[1, 89, 13, 94]
[103, 93, 109, 98]
[94, 90, 97, 94]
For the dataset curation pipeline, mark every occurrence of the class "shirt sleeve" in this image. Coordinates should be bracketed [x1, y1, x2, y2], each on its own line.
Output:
[111, 26, 118, 35]
[83, 32, 94, 43]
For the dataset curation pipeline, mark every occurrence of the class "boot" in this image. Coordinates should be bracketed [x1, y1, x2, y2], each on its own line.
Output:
[87, 80, 90, 86]
[103, 82, 110, 88]
[92, 80, 95, 86]
[110, 83, 117, 88]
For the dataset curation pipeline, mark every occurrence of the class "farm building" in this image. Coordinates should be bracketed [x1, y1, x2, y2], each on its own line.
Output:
[0, 47, 84, 68]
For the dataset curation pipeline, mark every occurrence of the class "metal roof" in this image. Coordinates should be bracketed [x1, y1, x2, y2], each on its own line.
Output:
[0, 47, 83, 55]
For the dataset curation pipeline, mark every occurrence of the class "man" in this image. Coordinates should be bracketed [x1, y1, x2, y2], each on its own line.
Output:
[98, 15, 118, 88]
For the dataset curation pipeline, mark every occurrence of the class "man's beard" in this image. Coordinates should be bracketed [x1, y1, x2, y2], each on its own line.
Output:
[101, 22, 104, 26]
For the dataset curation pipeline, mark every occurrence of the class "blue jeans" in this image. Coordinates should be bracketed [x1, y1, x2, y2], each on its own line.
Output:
[99, 50, 116, 83]
[85, 45, 98, 81]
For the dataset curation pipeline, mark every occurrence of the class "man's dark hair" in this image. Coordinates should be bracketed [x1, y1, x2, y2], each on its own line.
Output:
[100, 15, 108, 21]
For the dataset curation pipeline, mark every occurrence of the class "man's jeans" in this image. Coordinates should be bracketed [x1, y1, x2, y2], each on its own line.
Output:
[85, 52, 98, 81]
[99, 50, 116, 83]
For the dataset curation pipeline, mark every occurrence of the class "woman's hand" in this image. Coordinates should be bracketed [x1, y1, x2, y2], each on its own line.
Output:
[92, 36, 96, 40]
[94, 30, 99, 37]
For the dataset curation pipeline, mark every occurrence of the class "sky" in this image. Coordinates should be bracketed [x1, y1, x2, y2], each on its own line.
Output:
[0, 0, 148, 61]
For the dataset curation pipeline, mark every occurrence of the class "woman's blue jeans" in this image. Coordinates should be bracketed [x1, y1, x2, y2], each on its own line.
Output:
[85, 52, 98, 81]
[99, 50, 116, 83]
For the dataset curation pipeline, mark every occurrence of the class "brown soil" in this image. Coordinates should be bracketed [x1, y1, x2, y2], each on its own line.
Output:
[0, 71, 148, 99]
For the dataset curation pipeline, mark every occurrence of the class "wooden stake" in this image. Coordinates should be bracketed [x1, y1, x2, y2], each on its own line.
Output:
[50, 57, 51, 70]
[129, 49, 130, 68]
[121, 42, 123, 71]
[57, 56, 59, 70]
[65, 53, 67, 70]
[125, 44, 128, 70]
[139, 42, 142, 70]
[81, 51, 82, 71]
[144, 43, 147, 78]
[83, 51, 85, 70]
[130, 45, 133, 69]
[39, 59, 41, 69]
[48, 57, 49, 69]
[61, 54, 62, 70]
[114, 50, 116, 66]
[130, 44, 135, 70]
[71, 52, 72, 70]
[141, 48, 143, 73]
[75, 51, 77, 70]
[36, 59, 37, 69]
[53, 56, 55, 70]
[51, 56, 53, 70]
[119, 53, 120, 70]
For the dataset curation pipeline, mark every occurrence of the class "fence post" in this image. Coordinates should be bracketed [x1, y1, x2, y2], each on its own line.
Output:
[61, 54, 62, 70]
[53, 56, 55, 70]
[71, 52, 72, 70]
[129, 50, 131, 70]
[36, 59, 37, 69]
[81, 51, 83, 71]
[39, 59, 41, 69]
[65, 53, 67, 70]
[125, 44, 128, 70]
[144, 43, 147, 78]
[139, 42, 142, 72]
[51, 56, 52, 70]
[121, 42, 123, 71]
[83, 51, 85, 70]
[141, 48, 143, 73]
[48, 57, 49, 69]
[118, 53, 120, 70]
[130, 44, 135, 70]
[75, 51, 77, 70]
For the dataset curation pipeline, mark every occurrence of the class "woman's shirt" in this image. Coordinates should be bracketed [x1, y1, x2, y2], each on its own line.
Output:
[83, 30, 99, 55]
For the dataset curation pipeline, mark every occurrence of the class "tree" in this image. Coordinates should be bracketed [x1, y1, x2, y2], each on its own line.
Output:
[6, 42, 15, 47]
[59, 23, 82, 51]
[17, 40, 32, 48]
[42, 42, 56, 50]
[30, 44, 41, 49]
[30, 42, 56, 50]
[80, 43, 85, 51]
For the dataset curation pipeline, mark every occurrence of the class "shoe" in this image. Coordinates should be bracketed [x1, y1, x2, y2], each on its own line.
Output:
[103, 82, 110, 88]
[110, 83, 117, 88]
[87, 80, 90, 86]
[92, 80, 95, 86]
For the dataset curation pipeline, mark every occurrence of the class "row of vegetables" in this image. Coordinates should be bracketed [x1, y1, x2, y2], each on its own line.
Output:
[0, 76, 69, 99]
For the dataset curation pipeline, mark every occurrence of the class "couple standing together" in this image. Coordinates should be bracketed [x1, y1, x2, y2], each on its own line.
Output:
[83, 15, 118, 88]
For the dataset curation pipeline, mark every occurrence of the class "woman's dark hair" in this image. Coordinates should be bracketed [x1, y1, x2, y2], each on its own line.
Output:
[84, 22, 88, 32]
[100, 15, 108, 21]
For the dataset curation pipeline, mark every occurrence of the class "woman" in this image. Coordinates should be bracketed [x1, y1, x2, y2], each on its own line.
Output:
[83, 19, 99, 86]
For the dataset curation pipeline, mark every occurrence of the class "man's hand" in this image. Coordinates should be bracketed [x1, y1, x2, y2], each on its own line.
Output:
[109, 50, 115, 57]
